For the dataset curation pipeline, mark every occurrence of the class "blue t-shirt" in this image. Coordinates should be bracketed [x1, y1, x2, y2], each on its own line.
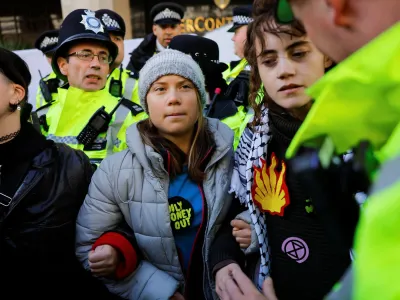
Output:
[168, 169, 203, 272]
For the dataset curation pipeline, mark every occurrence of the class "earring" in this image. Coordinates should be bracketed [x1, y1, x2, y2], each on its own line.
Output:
[17, 104, 21, 111]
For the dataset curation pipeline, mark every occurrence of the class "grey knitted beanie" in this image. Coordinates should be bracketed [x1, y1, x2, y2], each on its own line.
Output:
[139, 49, 207, 113]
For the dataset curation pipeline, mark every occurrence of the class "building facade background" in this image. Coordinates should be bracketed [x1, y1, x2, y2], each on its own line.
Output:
[1, 0, 247, 49]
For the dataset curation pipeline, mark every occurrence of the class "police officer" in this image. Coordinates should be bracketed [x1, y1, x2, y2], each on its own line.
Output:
[34, 29, 64, 109]
[217, 0, 400, 299]
[95, 9, 140, 103]
[223, 5, 256, 146]
[276, 1, 400, 299]
[223, 5, 253, 83]
[126, 2, 184, 74]
[35, 9, 146, 165]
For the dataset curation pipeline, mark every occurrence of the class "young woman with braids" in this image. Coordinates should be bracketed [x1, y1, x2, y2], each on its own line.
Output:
[214, 2, 359, 299]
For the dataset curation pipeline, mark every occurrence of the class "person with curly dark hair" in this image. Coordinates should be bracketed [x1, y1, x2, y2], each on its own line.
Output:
[215, 1, 359, 299]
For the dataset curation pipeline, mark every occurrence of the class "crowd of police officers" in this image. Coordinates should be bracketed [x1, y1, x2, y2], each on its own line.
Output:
[33, 3, 253, 163]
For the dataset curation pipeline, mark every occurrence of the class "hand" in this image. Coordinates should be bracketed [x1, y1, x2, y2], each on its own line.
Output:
[223, 268, 278, 300]
[170, 292, 185, 300]
[231, 220, 251, 249]
[216, 263, 243, 299]
[88, 244, 120, 277]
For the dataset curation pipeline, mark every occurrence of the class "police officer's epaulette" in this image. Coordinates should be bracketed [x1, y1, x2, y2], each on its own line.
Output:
[119, 98, 144, 116]
[60, 82, 70, 89]
[46, 78, 63, 93]
[35, 101, 54, 113]
[43, 73, 51, 80]
[230, 60, 242, 70]
[126, 70, 139, 80]
[32, 102, 52, 132]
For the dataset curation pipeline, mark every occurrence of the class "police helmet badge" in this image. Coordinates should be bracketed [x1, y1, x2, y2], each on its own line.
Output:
[214, 0, 231, 10]
[80, 10, 104, 34]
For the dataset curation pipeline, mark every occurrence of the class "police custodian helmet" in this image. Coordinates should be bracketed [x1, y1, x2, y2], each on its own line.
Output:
[95, 9, 126, 38]
[34, 29, 59, 55]
[227, 5, 253, 32]
[51, 9, 119, 80]
[150, 2, 185, 25]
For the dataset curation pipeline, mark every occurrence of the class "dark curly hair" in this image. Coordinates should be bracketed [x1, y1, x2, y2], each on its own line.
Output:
[244, 0, 306, 127]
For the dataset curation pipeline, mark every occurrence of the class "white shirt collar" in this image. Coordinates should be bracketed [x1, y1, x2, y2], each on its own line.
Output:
[156, 39, 166, 52]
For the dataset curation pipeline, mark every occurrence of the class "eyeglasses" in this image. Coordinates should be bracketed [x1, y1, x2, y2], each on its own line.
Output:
[67, 50, 112, 65]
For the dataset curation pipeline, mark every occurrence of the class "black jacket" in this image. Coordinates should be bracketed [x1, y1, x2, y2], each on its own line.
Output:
[126, 33, 157, 74]
[0, 123, 122, 299]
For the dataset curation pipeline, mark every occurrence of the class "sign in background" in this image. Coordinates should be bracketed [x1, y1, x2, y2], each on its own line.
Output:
[181, 16, 233, 33]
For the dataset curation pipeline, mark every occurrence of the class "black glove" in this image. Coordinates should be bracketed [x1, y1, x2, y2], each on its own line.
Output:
[224, 70, 250, 108]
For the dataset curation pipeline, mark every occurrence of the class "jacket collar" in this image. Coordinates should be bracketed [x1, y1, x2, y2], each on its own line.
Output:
[126, 118, 233, 176]
[287, 23, 400, 162]
[31, 143, 56, 168]
[158, 142, 215, 175]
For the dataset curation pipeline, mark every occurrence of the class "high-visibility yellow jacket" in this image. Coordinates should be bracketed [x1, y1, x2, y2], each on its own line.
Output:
[42, 86, 147, 164]
[105, 67, 140, 105]
[286, 23, 400, 300]
[35, 71, 62, 109]
[223, 58, 248, 83]
[221, 58, 253, 148]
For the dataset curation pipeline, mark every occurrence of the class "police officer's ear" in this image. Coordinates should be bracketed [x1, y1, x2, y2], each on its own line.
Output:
[57, 56, 69, 76]
[152, 24, 159, 35]
[324, 55, 333, 69]
[176, 24, 182, 34]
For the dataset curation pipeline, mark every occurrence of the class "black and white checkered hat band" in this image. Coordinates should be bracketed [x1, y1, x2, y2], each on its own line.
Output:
[154, 8, 181, 22]
[40, 37, 58, 49]
[233, 15, 253, 25]
[102, 14, 121, 29]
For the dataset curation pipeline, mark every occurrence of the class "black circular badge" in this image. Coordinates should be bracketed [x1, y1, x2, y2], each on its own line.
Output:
[168, 196, 195, 233]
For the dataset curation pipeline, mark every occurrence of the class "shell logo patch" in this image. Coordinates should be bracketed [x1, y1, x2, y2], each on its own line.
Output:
[252, 153, 290, 216]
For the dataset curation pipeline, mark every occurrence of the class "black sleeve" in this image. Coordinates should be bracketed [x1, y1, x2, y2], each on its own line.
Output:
[209, 197, 246, 277]
[288, 148, 360, 251]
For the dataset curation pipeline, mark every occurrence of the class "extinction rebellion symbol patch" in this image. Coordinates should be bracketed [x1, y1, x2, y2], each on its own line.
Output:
[282, 237, 309, 263]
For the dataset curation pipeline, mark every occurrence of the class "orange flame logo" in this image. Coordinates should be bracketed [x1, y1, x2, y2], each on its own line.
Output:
[251, 153, 290, 216]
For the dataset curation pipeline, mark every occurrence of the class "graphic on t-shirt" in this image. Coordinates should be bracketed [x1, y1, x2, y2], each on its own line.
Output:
[282, 237, 309, 263]
[252, 153, 290, 216]
[169, 196, 195, 232]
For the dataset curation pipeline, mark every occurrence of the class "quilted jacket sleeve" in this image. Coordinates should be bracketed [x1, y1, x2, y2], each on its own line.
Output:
[235, 210, 259, 255]
[75, 155, 179, 300]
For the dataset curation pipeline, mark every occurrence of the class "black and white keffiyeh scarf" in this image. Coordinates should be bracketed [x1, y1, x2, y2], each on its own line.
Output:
[230, 106, 272, 289]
